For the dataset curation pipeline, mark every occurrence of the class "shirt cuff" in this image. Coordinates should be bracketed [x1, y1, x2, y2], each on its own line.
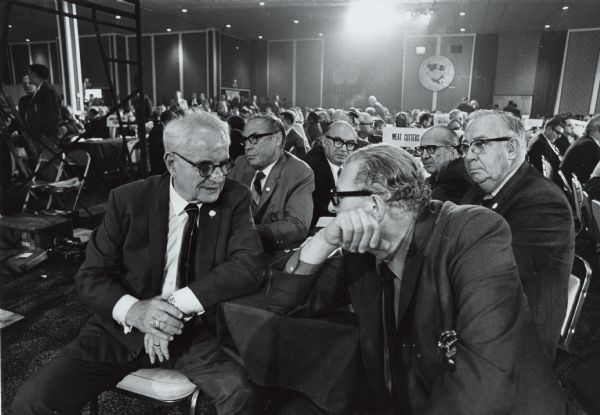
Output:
[112, 294, 139, 334]
[170, 287, 204, 316]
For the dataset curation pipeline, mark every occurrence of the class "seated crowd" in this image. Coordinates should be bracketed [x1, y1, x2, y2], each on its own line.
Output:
[7, 65, 600, 415]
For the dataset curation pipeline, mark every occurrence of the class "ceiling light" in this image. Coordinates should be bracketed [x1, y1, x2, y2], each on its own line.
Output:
[259, 1, 265, 5]
[8, 24, 13, 28]
[258, 35, 263, 39]
[459, 11, 466, 16]
[25, 38, 30, 42]
[460, 28, 466, 32]
[544, 24, 551, 29]
[318, 32, 323, 37]
[166, 28, 172, 32]
[115, 15, 121, 19]
[226, 24, 231, 28]
[181, 8, 188, 13]
[235, 45, 239, 50]
[562, 5, 569, 10]
[293, 19, 299, 24]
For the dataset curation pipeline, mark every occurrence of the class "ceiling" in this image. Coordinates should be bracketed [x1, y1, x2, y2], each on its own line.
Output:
[6, 0, 600, 43]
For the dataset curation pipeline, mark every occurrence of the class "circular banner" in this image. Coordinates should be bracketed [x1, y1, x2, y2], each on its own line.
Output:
[418, 55, 455, 92]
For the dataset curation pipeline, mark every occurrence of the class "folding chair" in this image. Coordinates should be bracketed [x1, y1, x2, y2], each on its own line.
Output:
[89, 368, 201, 415]
[592, 199, 600, 243]
[558, 255, 592, 352]
[558, 170, 575, 211]
[22, 150, 65, 211]
[571, 174, 584, 225]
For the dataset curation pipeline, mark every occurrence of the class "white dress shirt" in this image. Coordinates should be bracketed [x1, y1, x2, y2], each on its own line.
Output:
[112, 180, 204, 331]
[251, 158, 277, 196]
[326, 158, 342, 184]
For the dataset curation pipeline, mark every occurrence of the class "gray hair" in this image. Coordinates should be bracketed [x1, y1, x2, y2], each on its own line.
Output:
[466, 109, 526, 146]
[346, 144, 431, 213]
[163, 111, 229, 153]
[585, 114, 600, 136]
[246, 112, 286, 147]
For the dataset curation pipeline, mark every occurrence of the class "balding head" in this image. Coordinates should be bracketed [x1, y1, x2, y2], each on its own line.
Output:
[585, 114, 600, 140]
[418, 127, 460, 177]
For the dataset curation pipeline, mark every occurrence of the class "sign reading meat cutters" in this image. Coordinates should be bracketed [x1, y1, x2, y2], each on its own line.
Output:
[419, 55, 455, 92]
[382, 127, 423, 148]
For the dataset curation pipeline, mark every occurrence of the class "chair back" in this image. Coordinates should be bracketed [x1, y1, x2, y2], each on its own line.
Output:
[559, 255, 592, 352]
[558, 170, 575, 211]
[592, 199, 600, 243]
[571, 174, 583, 223]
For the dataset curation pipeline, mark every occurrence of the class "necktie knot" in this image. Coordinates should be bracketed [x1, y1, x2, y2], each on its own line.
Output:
[254, 171, 266, 196]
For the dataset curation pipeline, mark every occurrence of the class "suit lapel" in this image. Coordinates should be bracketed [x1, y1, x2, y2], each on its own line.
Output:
[487, 161, 529, 214]
[194, 200, 222, 277]
[149, 175, 171, 294]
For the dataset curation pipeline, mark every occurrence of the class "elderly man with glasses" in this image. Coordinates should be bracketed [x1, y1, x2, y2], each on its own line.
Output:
[416, 126, 472, 203]
[11, 112, 265, 414]
[461, 110, 574, 362]
[229, 112, 314, 253]
[303, 120, 358, 228]
[258, 143, 566, 414]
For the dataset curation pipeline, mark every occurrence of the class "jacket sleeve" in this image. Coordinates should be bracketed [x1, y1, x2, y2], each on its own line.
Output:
[188, 188, 266, 309]
[256, 167, 315, 251]
[41, 86, 61, 137]
[420, 209, 532, 414]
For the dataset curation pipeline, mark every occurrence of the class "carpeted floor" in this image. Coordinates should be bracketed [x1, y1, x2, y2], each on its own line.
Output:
[1, 243, 599, 414]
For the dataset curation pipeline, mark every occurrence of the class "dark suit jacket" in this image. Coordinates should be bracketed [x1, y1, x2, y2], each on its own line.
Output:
[462, 161, 574, 361]
[303, 146, 336, 228]
[528, 133, 561, 185]
[229, 151, 314, 252]
[24, 82, 62, 139]
[555, 134, 570, 156]
[584, 176, 600, 201]
[284, 128, 308, 158]
[425, 157, 472, 204]
[560, 135, 600, 184]
[73, 174, 265, 363]
[267, 202, 566, 414]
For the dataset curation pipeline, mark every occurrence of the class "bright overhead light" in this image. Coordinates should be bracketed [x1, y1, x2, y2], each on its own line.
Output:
[460, 28, 466, 32]
[181, 8, 188, 13]
[544, 24, 551, 29]
[258, 35, 263, 39]
[235, 45, 239, 50]
[318, 32, 323, 37]
[166, 28, 172, 32]
[562, 5, 569, 10]
[8, 24, 13, 28]
[25, 38, 30, 42]
[259, 1, 265, 5]
[226, 24, 231, 28]
[459, 11, 466, 16]
[293, 19, 299, 24]
[115, 15, 121, 19]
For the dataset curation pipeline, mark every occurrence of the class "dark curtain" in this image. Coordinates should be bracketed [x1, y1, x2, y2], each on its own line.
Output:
[531, 31, 567, 118]
[470, 33, 498, 109]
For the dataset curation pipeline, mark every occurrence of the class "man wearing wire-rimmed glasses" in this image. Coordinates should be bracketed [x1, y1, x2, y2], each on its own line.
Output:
[11, 111, 264, 414]
[461, 110, 574, 362]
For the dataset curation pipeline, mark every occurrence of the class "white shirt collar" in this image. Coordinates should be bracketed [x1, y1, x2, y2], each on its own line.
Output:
[326, 157, 342, 182]
[257, 158, 277, 181]
[169, 178, 202, 215]
[488, 162, 522, 197]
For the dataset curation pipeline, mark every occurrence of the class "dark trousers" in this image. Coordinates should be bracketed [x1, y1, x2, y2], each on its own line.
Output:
[11, 330, 259, 415]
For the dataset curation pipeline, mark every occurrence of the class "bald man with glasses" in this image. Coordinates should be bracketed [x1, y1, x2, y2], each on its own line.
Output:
[461, 110, 574, 362]
[416, 126, 472, 203]
[303, 121, 358, 228]
[229, 112, 314, 253]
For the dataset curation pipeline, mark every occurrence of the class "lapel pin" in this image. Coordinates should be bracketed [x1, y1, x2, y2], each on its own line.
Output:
[265, 187, 271, 192]
[208, 210, 216, 218]
[491, 202, 498, 210]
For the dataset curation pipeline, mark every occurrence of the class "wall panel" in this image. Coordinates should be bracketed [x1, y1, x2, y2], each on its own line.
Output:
[182, 32, 208, 97]
[402, 36, 437, 111]
[437, 35, 474, 111]
[153, 34, 180, 105]
[494, 32, 540, 95]
[115, 35, 128, 99]
[268, 41, 293, 105]
[221, 34, 251, 90]
[470, 33, 498, 109]
[558, 29, 600, 115]
[531, 31, 566, 117]
[80, 36, 110, 89]
[30, 43, 50, 72]
[12, 44, 30, 80]
[50, 42, 61, 85]
[295, 40, 322, 108]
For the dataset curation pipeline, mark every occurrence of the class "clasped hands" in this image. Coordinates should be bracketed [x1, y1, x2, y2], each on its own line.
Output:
[124, 296, 184, 364]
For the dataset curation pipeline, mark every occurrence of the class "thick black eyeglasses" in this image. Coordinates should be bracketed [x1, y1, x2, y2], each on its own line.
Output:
[330, 188, 374, 206]
[460, 136, 512, 155]
[553, 128, 564, 137]
[414, 145, 458, 156]
[241, 131, 279, 145]
[173, 152, 234, 177]
[325, 135, 357, 151]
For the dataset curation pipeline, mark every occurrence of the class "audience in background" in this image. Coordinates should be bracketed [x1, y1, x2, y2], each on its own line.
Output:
[357, 112, 374, 142]
[229, 113, 314, 253]
[446, 108, 465, 131]
[417, 126, 471, 203]
[456, 96, 474, 113]
[280, 110, 308, 158]
[560, 114, 600, 184]
[462, 110, 574, 361]
[527, 116, 566, 185]
[227, 115, 246, 161]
